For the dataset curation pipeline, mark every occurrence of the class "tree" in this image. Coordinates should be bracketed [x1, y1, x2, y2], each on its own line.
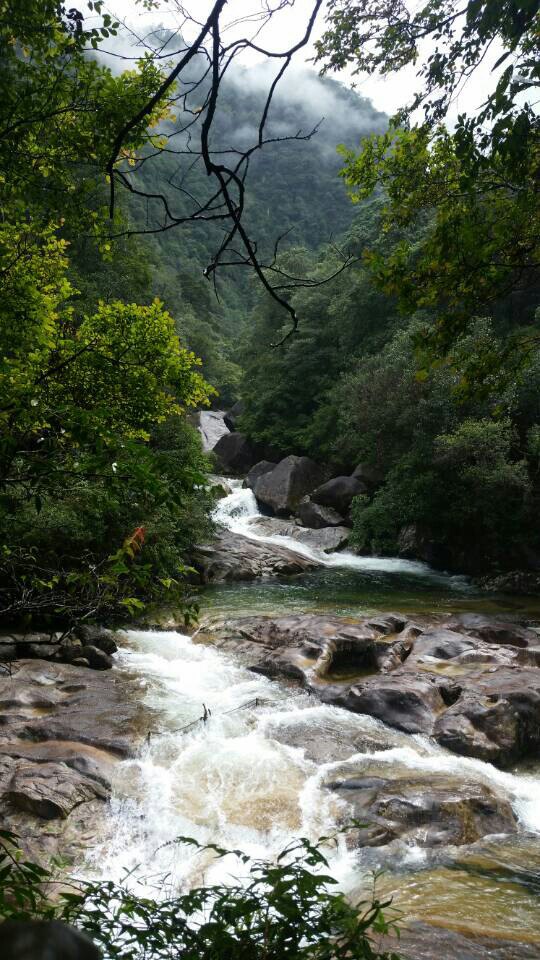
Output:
[315, 0, 540, 386]
[0, 2, 214, 625]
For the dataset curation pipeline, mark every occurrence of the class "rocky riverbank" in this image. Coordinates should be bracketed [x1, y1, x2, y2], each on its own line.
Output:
[0, 628, 152, 864]
[205, 610, 540, 768]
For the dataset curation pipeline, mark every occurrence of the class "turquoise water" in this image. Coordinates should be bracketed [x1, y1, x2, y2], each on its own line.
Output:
[199, 565, 540, 620]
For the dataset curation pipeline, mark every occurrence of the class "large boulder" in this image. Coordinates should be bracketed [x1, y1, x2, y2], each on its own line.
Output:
[297, 496, 345, 529]
[224, 399, 244, 432]
[328, 770, 517, 848]
[253, 456, 328, 516]
[311, 475, 367, 514]
[352, 463, 384, 489]
[213, 432, 261, 474]
[245, 460, 277, 490]
[193, 530, 319, 582]
[195, 410, 229, 452]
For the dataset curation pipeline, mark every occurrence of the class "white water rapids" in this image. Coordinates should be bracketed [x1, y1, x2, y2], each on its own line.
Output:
[213, 479, 471, 586]
[89, 482, 540, 918]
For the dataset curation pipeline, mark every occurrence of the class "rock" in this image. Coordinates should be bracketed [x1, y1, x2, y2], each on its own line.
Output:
[253, 456, 328, 516]
[223, 399, 244, 431]
[377, 921, 540, 960]
[478, 569, 540, 596]
[296, 496, 345, 529]
[295, 526, 350, 552]
[248, 516, 349, 553]
[311, 475, 367, 514]
[446, 613, 536, 648]
[351, 463, 384, 489]
[433, 666, 540, 765]
[328, 770, 517, 848]
[245, 460, 277, 490]
[193, 530, 319, 582]
[212, 610, 540, 766]
[5, 759, 108, 819]
[196, 409, 229, 452]
[334, 674, 447, 735]
[78, 645, 113, 670]
[1, 920, 103, 960]
[0, 659, 149, 757]
[72, 626, 118, 655]
[213, 431, 262, 474]
[411, 628, 477, 660]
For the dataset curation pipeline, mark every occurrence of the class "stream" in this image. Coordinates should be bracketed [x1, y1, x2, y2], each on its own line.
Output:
[90, 478, 540, 950]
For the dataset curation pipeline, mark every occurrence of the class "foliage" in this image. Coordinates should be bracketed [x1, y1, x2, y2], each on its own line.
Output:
[0, 2, 214, 626]
[240, 200, 399, 462]
[241, 196, 540, 572]
[0, 830, 400, 959]
[315, 0, 540, 384]
[339, 320, 538, 572]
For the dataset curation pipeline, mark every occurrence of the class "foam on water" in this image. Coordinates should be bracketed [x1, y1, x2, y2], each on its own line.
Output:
[213, 480, 470, 589]
[92, 628, 540, 900]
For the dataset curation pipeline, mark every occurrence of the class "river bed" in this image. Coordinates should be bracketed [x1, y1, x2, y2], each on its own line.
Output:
[88, 480, 540, 953]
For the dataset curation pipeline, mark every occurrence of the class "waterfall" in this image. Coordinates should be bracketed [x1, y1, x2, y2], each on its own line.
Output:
[213, 480, 470, 589]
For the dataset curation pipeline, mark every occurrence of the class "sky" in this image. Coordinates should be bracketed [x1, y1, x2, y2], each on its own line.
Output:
[99, 0, 497, 121]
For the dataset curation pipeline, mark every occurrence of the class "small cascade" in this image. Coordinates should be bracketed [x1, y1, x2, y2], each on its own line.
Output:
[93, 628, 540, 919]
[212, 480, 470, 589]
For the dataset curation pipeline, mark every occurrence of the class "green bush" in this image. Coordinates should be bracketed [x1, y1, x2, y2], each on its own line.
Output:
[0, 830, 400, 960]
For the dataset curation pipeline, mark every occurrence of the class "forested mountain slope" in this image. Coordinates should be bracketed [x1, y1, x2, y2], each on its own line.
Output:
[121, 63, 387, 402]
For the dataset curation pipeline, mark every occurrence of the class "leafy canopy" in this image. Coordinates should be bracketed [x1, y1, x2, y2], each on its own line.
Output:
[315, 1, 540, 385]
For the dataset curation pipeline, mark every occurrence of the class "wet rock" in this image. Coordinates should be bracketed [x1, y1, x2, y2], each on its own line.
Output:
[247, 516, 349, 552]
[334, 674, 446, 735]
[193, 529, 319, 582]
[78, 645, 113, 670]
[213, 431, 262, 474]
[5, 759, 108, 819]
[72, 625, 119, 655]
[223, 399, 244, 431]
[296, 496, 346, 529]
[245, 460, 277, 490]
[434, 666, 540, 765]
[295, 526, 350, 552]
[411, 629, 477, 661]
[446, 613, 537, 648]
[328, 770, 517, 847]
[253, 455, 328, 516]
[0, 659, 151, 863]
[0, 659, 148, 757]
[311, 475, 367, 514]
[214, 611, 540, 766]
[377, 921, 540, 960]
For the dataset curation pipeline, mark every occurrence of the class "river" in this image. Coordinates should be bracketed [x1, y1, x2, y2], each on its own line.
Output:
[89, 479, 540, 952]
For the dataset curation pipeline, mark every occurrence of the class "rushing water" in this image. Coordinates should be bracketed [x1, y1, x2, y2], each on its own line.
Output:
[91, 480, 540, 945]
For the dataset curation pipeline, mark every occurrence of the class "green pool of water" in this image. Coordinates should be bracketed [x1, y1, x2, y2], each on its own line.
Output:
[199, 565, 540, 620]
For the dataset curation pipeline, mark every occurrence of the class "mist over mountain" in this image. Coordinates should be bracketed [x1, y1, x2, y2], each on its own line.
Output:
[123, 56, 387, 312]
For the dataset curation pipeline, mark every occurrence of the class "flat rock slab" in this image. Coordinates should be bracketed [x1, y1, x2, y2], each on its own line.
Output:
[194, 529, 319, 582]
[209, 611, 540, 766]
[0, 657, 151, 860]
[327, 769, 517, 848]
[5, 759, 108, 819]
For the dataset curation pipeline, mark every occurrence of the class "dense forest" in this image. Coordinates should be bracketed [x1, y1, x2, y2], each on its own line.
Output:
[1, 2, 540, 958]
[1, 0, 539, 634]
